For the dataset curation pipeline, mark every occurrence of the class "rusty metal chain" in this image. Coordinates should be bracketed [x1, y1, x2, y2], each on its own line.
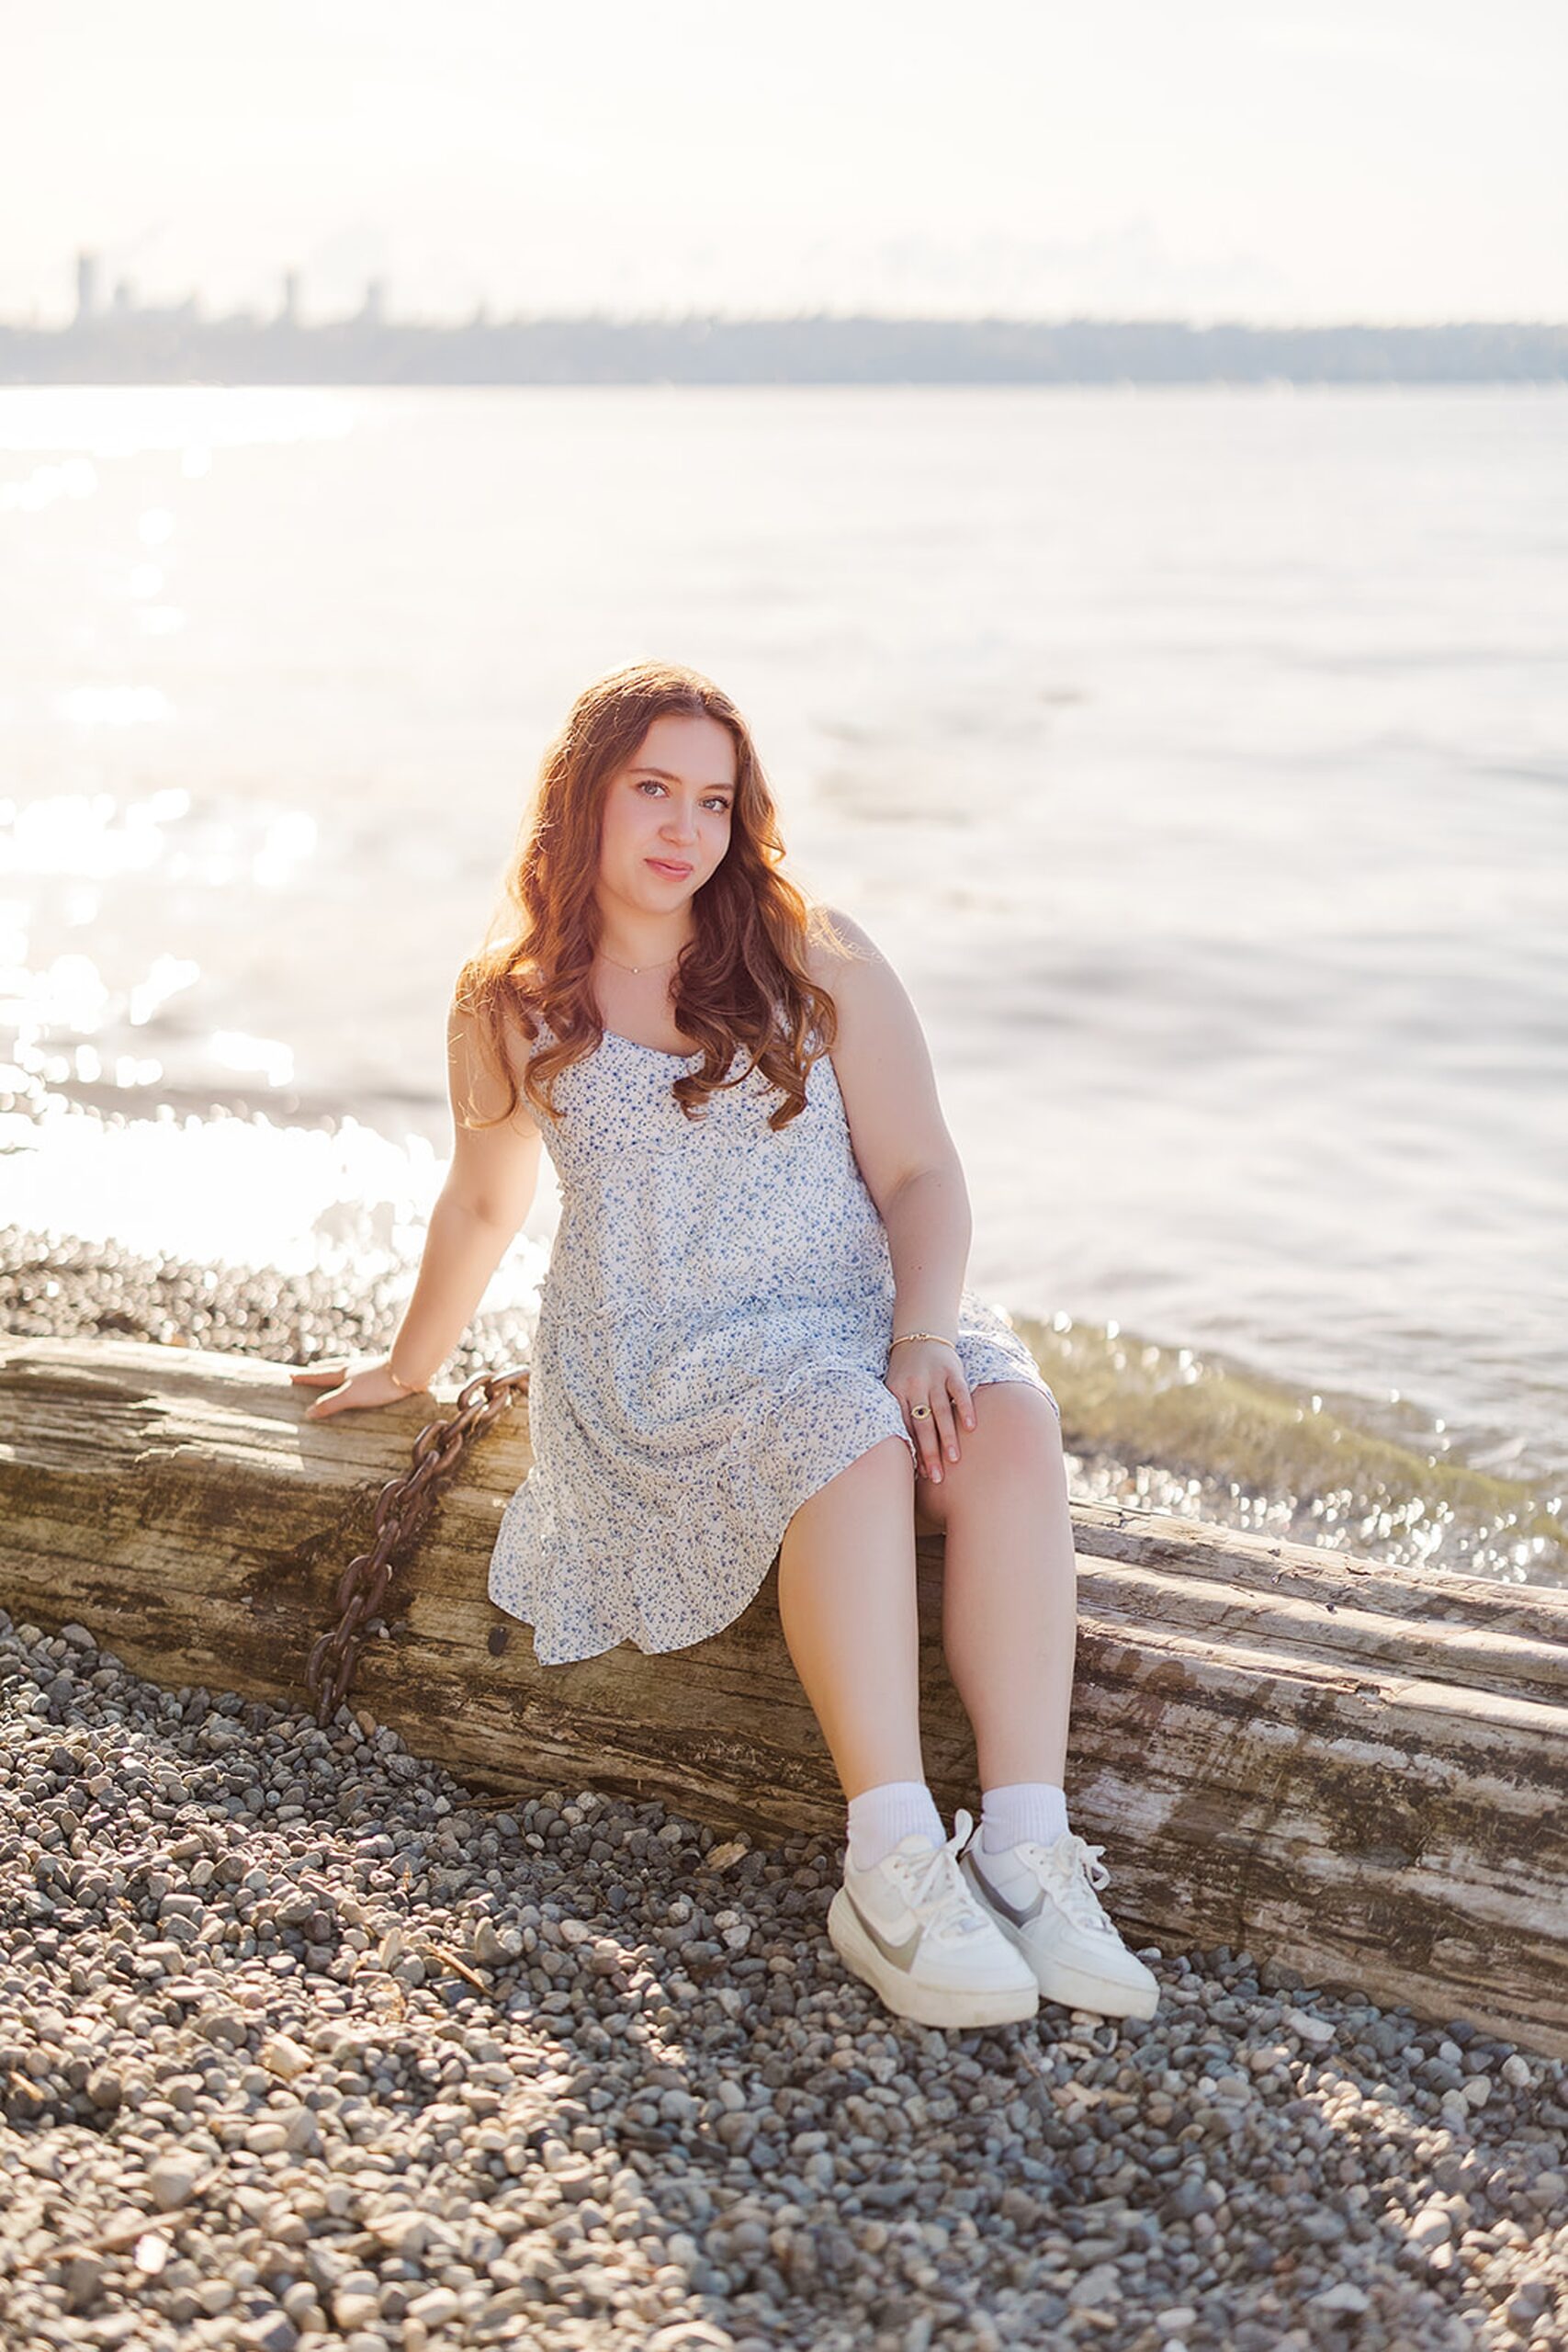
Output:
[305, 1363, 531, 1726]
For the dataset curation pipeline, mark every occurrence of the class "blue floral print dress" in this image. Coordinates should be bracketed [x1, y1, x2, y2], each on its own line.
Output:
[486, 1018, 1061, 1665]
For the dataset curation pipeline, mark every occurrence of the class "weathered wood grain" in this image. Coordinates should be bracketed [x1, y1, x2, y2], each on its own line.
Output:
[3, 1334, 1566, 2055]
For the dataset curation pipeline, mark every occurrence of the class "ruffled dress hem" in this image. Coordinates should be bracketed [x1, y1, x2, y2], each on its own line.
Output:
[488, 1344, 1059, 1668]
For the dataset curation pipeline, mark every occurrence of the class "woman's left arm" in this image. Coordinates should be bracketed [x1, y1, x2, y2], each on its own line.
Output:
[813, 909, 977, 1476]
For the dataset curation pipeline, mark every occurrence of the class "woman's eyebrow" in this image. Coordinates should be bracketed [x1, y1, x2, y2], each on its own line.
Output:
[634, 765, 734, 792]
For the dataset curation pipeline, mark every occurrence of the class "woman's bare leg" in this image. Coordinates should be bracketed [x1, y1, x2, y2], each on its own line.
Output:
[918, 1382, 1076, 1787]
[776, 1433, 926, 1801]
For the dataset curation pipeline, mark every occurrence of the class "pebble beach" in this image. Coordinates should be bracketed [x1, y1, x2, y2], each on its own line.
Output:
[3, 1238, 1567, 2352]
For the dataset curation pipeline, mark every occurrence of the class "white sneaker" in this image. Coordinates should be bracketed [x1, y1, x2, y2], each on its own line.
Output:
[959, 1826, 1160, 2020]
[827, 1807, 1040, 2029]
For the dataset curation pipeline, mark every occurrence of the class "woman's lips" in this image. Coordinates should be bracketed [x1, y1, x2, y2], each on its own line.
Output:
[647, 858, 694, 877]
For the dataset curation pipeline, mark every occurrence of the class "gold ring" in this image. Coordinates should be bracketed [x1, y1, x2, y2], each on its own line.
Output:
[910, 1403, 931, 1419]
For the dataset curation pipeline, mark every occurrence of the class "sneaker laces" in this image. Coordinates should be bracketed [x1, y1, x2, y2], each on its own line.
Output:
[1028, 1833, 1119, 1939]
[886, 1808, 992, 1943]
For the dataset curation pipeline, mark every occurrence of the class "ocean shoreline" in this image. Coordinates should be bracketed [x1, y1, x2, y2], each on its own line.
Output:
[3, 1216, 1560, 1595]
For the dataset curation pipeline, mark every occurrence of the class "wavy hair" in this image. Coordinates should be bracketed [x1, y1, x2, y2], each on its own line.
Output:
[453, 660, 849, 1133]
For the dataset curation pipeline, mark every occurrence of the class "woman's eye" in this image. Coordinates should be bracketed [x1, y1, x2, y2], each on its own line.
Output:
[637, 779, 730, 814]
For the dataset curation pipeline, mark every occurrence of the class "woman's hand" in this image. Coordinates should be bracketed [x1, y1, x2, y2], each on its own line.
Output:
[884, 1340, 975, 1484]
[289, 1359, 423, 1421]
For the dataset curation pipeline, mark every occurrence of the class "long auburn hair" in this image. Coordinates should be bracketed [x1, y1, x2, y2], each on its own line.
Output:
[454, 660, 850, 1133]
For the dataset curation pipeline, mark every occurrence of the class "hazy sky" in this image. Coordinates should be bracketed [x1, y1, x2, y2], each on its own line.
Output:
[5, 0, 1563, 327]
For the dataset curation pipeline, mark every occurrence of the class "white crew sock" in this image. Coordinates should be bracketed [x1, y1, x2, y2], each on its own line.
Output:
[846, 1780, 946, 1871]
[980, 1781, 1070, 1853]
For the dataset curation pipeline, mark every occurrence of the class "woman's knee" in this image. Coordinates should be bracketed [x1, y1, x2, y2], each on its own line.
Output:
[910, 1382, 1059, 1530]
[962, 1381, 1063, 1478]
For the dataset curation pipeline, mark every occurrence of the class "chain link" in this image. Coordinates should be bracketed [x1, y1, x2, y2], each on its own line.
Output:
[304, 1363, 531, 1726]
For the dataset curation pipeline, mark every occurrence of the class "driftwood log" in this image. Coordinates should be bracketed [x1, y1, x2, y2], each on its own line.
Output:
[3, 1334, 1566, 2057]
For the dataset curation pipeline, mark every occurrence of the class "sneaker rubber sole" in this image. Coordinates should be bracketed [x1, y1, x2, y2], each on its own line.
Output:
[826, 1887, 1040, 2029]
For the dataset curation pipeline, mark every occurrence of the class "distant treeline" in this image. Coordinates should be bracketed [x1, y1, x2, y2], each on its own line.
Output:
[2, 313, 1564, 386]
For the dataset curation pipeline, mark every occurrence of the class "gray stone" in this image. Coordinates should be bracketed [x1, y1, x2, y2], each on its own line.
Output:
[64, 2252, 110, 2310]
[237, 2314, 299, 2352]
[145, 2154, 203, 2211]
[1310, 2282, 1371, 2315]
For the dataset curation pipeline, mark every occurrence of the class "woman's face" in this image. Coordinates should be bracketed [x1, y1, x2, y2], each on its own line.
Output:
[597, 711, 737, 919]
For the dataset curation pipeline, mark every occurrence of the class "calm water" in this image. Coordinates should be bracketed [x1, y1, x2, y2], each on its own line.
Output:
[3, 384, 1563, 1580]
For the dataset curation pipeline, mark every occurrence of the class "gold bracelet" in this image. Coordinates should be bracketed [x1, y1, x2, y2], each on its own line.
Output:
[889, 1330, 958, 1351]
[386, 1360, 426, 1392]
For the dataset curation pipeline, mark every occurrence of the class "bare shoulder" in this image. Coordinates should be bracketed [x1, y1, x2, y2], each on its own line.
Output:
[447, 982, 542, 1135]
[801, 901, 930, 1072]
[802, 901, 895, 1003]
[798, 905, 948, 1203]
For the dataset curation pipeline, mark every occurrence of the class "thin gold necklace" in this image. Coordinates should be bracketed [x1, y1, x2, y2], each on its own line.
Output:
[594, 948, 682, 975]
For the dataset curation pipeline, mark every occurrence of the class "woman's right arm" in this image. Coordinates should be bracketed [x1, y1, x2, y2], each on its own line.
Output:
[291, 1000, 544, 1420]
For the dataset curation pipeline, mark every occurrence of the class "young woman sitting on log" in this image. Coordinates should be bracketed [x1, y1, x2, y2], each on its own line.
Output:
[291, 660, 1158, 2032]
